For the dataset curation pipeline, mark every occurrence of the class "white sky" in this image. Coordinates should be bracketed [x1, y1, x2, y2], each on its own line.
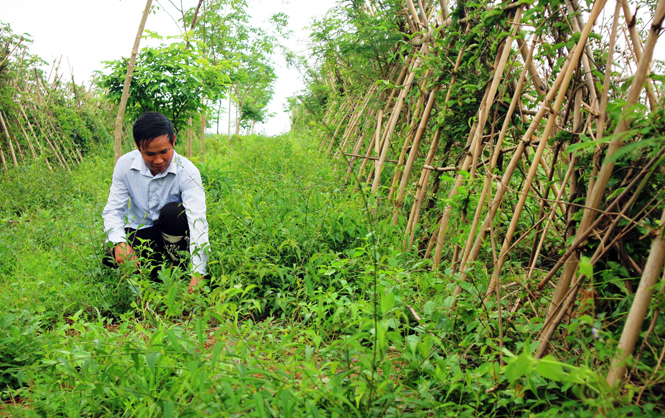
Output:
[2, 0, 338, 136]
[3, 1, 663, 136]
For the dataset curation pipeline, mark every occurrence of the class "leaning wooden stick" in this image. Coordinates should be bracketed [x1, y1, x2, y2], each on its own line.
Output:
[114, 0, 153, 164]
[541, 0, 665, 341]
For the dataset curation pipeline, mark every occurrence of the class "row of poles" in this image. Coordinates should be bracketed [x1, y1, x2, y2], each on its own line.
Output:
[0, 45, 114, 173]
[319, 0, 665, 388]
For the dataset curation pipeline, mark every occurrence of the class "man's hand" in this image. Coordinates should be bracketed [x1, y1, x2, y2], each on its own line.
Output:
[114, 243, 137, 265]
[189, 274, 204, 293]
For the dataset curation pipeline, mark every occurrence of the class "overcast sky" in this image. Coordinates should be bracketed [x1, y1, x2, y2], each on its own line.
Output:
[4, 1, 664, 136]
[3, 0, 338, 136]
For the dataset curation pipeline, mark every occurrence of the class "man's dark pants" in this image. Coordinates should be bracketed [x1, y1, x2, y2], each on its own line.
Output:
[103, 202, 190, 276]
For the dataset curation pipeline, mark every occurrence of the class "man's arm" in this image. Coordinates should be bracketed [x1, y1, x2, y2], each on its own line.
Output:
[102, 160, 133, 263]
[180, 162, 210, 285]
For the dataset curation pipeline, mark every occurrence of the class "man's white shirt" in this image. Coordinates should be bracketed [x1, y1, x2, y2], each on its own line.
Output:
[102, 150, 209, 274]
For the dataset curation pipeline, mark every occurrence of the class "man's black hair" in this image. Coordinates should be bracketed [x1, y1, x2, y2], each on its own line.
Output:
[133, 112, 175, 149]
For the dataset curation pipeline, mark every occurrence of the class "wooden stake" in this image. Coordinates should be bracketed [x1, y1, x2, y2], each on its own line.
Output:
[114, 0, 153, 164]
[607, 207, 665, 386]
[432, 8, 523, 269]
[453, 55, 574, 295]
[540, 0, 665, 346]
[200, 113, 205, 162]
[372, 44, 427, 193]
[187, 116, 193, 158]
[0, 112, 18, 167]
[484, 0, 608, 301]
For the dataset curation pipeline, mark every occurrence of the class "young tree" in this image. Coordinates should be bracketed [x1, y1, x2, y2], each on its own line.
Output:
[100, 39, 230, 134]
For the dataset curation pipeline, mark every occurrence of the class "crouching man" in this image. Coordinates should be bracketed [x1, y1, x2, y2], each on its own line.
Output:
[102, 112, 209, 292]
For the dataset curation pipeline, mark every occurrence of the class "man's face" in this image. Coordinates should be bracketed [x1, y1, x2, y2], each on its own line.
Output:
[139, 134, 174, 175]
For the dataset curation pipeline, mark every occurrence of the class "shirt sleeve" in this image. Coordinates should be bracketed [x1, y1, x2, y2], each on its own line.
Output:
[102, 160, 130, 244]
[180, 165, 209, 275]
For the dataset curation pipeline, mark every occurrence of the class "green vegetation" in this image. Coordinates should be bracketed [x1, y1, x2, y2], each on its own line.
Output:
[0, 22, 113, 172]
[3, 0, 665, 416]
[0, 132, 660, 416]
[100, 39, 230, 134]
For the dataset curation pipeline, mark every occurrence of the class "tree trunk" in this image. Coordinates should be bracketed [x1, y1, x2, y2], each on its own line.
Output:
[200, 113, 205, 162]
[114, 0, 152, 163]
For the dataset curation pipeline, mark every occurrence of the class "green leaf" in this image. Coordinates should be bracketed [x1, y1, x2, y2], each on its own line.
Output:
[211, 341, 223, 369]
[163, 401, 174, 418]
[578, 256, 593, 278]
[166, 329, 183, 355]
[254, 391, 266, 418]
[504, 351, 533, 383]
[537, 355, 567, 382]
[146, 352, 160, 375]
[381, 292, 395, 314]
[195, 318, 205, 348]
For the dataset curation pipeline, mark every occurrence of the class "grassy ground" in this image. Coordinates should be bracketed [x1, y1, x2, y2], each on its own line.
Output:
[0, 134, 658, 417]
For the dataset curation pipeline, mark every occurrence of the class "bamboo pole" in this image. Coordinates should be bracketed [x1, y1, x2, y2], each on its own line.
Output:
[606, 208, 665, 386]
[563, 0, 599, 106]
[536, 151, 665, 359]
[0, 112, 18, 167]
[187, 116, 193, 158]
[12, 134, 26, 165]
[516, 37, 546, 99]
[16, 116, 38, 160]
[429, 115, 482, 266]
[588, 0, 622, 206]
[372, 43, 427, 193]
[47, 120, 80, 165]
[535, 147, 665, 359]
[336, 86, 376, 157]
[344, 107, 377, 179]
[392, 83, 440, 221]
[383, 57, 412, 115]
[114, 0, 153, 164]
[457, 38, 538, 279]
[406, 0, 423, 27]
[403, 7, 418, 38]
[18, 105, 45, 155]
[540, 0, 665, 345]
[32, 117, 68, 171]
[620, 0, 660, 109]
[453, 55, 574, 295]
[387, 71, 431, 201]
[432, 8, 523, 269]
[0, 149, 6, 171]
[403, 38, 468, 245]
[372, 111, 384, 178]
[416, 0, 429, 29]
[352, 110, 383, 193]
[405, 128, 442, 247]
[524, 158, 576, 284]
[438, 0, 450, 21]
[324, 101, 353, 154]
[483, 0, 609, 300]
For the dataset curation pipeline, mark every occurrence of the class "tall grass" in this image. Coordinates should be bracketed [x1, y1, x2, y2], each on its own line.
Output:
[0, 133, 659, 417]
